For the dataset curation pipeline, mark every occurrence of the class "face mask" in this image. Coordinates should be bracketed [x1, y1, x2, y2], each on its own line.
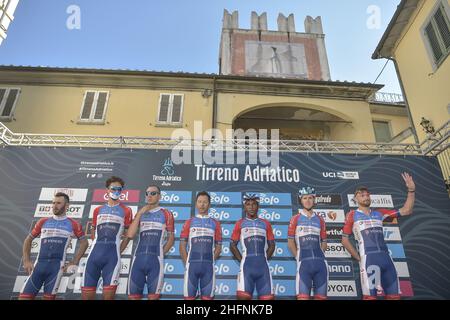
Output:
[109, 187, 123, 200]
[109, 191, 121, 200]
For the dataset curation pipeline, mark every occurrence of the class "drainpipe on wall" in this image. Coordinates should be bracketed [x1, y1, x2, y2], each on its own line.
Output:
[212, 76, 218, 131]
[388, 57, 420, 145]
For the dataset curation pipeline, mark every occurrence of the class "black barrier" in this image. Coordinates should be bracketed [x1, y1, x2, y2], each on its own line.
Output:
[0, 147, 449, 299]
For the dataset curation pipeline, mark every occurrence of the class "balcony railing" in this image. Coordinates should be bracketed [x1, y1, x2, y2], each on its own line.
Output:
[369, 92, 405, 105]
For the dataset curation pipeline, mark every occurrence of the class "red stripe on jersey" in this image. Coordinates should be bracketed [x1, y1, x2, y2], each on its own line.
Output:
[288, 214, 300, 238]
[342, 210, 355, 235]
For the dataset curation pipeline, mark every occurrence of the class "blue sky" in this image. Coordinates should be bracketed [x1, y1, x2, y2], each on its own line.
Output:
[0, 0, 401, 92]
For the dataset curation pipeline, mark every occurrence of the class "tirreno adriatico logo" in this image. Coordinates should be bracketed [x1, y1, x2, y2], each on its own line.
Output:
[153, 157, 182, 186]
[161, 158, 175, 176]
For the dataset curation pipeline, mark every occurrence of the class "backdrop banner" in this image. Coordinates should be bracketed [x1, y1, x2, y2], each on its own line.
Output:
[0, 147, 449, 299]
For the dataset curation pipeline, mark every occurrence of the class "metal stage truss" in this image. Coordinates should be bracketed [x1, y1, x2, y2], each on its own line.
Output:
[1, 121, 448, 156]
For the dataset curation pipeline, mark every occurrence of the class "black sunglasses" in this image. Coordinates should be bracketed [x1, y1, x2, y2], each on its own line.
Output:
[146, 191, 160, 196]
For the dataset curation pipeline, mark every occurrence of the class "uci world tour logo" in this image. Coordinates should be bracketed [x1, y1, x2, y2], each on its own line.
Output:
[153, 158, 182, 186]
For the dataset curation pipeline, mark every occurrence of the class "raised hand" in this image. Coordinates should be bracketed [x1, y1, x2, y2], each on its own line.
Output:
[401, 172, 415, 192]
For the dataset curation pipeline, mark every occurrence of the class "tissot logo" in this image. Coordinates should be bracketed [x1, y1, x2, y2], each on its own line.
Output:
[34, 204, 85, 218]
[322, 172, 359, 179]
[325, 242, 351, 258]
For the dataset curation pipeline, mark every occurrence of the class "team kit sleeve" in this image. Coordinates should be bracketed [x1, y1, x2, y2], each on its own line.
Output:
[70, 218, 86, 240]
[230, 220, 242, 244]
[124, 205, 133, 228]
[30, 218, 47, 238]
[319, 216, 327, 242]
[180, 219, 191, 241]
[342, 210, 355, 237]
[287, 214, 298, 239]
[214, 220, 222, 245]
[164, 209, 175, 233]
[91, 206, 100, 239]
[378, 208, 401, 222]
[92, 206, 100, 228]
[264, 220, 275, 244]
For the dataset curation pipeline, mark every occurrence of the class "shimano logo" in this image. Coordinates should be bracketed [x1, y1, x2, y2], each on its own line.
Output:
[210, 193, 230, 204]
[258, 210, 281, 221]
[329, 265, 351, 273]
[160, 192, 180, 203]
